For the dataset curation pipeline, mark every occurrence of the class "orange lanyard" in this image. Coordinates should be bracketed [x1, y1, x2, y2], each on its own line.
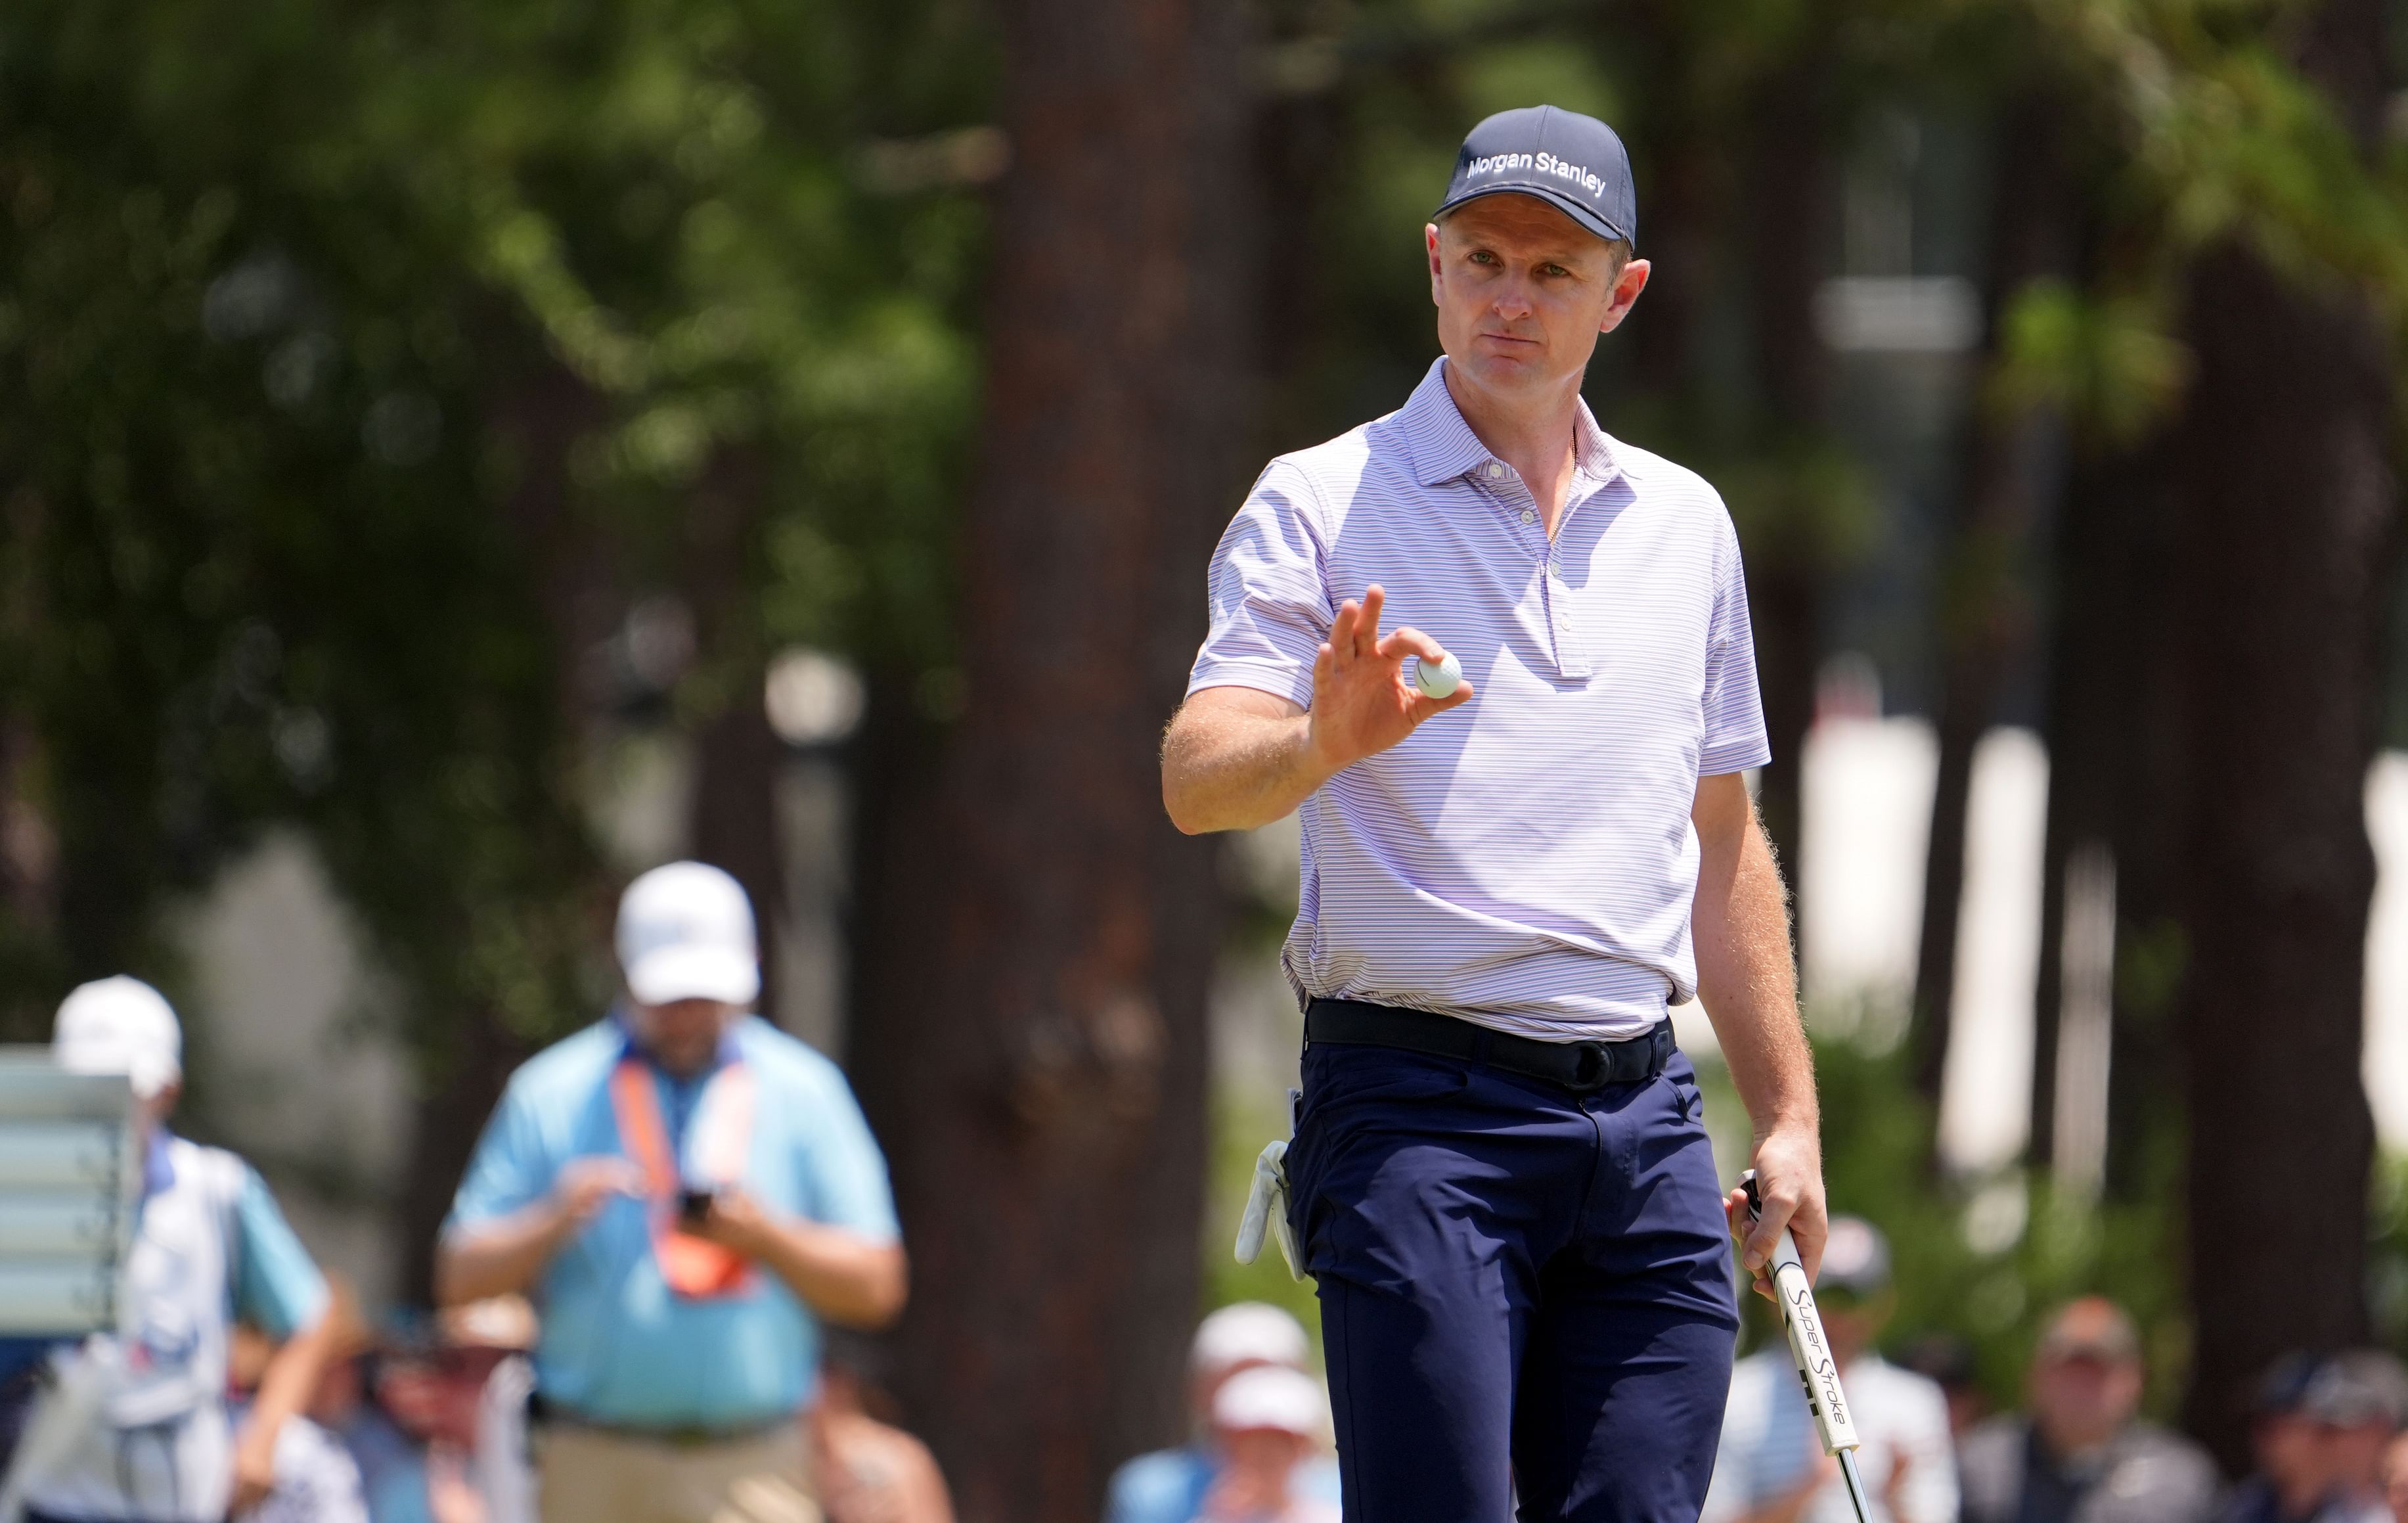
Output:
[608, 1056, 756, 1299]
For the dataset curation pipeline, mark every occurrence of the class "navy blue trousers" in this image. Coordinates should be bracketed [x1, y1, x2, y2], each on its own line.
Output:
[1283, 1037, 1739, 1523]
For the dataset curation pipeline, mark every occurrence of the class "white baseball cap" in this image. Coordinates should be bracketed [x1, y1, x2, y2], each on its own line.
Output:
[1212, 1364, 1327, 1438]
[616, 862, 760, 1007]
[53, 976, 183, 1099]
[1190, 1302, 1310, 1378]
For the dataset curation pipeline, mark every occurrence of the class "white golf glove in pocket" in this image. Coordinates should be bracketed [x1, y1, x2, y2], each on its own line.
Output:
[1234, 1139, 1304, 1281]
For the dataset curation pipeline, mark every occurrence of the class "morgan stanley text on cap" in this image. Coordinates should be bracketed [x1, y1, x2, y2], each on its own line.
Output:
[617, 860, 761, 1007]
[1435, 104, 1638, 247]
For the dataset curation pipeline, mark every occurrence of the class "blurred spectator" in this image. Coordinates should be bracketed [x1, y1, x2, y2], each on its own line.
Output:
[301, 1287, 430, 1523]
[2225, 1354, 2340, 1523]
[229, 1324, 371, 1523]
[436, 863, 904, 1523]
[810, 1353, 954, 1523]
[12, 978, 337, 1523]
[367, 1298, 541, 1523]
[1192, 1367, 1339, 1523]
[1104, 1304, 1340, 1523]
[1702, 1217, 1957, 1523]
[1959, 1298, 2217, 1523]
[2378, 1426, 2408, 1523]
[1898, 1334, 1990, 1438]
[2300, 1353, 2408, 1523]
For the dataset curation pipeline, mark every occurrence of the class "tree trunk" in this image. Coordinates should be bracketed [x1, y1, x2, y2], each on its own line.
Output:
[845, 0, 1249, 1516]
[682, 448, 788, 1021]
[1907, 97, 2070, 1112]
[2172, 0, 2395, 1464]
[1739, 56, 1834, 937]
[393, 348, 615, 1306]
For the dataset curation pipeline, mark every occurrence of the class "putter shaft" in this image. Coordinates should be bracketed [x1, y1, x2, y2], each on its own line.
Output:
[1837, 1449, 1873, 1523]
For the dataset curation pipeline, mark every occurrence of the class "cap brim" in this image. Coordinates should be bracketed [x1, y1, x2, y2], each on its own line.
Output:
[626, 945, 759, 1007]
[1433, 183, 1629, 246]
[55, 1042, 179, 1099]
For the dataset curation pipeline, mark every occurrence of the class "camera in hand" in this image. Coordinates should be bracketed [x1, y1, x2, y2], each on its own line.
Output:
[679, 1187, 716, 1226]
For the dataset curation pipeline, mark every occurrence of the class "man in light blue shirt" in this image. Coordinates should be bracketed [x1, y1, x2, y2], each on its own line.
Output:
[438, 861, 905, 1523]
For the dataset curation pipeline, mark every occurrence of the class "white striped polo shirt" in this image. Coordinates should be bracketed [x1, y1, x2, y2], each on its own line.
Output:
[1188, 357, 1770, 1042]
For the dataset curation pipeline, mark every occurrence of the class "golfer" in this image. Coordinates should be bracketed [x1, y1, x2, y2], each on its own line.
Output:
[1160, 104, 1827, 1522]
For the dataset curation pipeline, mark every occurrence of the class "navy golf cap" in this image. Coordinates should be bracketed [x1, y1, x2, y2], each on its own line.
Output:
[1434, 104, 1638, 247]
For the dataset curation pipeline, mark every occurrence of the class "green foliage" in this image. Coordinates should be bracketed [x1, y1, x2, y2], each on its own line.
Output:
[0, 0, 991, 1066]
[1785, 1038, 2189, 1417]
[1989, 280, 2194, 447]
[1203, 1087, 1323, 1361]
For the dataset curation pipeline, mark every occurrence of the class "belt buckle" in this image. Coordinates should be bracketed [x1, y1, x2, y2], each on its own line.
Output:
[1567, 1042, 1613, 1093]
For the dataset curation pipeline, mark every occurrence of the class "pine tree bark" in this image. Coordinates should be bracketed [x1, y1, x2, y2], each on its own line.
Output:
[845, 1, 1248, 1517]
[2171, 0, 2396, 1468]
[682, 447, 788, 1020]
[395, 346, 615, 1306]
[1739, 55, 1834, 938]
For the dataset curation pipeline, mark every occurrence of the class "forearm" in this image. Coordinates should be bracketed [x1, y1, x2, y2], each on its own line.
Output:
[435, 1208, 571, 1305]
[1161, 697, 1329, 834]
[240, 1311, 333, 1456]
[1693, 794, 1815, 1141]
[749, 1219, 907, 1329]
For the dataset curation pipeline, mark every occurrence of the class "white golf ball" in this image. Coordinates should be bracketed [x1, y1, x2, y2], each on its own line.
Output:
[1414, 650, 1462, 699]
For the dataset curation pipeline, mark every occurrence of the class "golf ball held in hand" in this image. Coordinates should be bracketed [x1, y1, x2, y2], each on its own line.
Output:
[1414, 651, 1462, 699]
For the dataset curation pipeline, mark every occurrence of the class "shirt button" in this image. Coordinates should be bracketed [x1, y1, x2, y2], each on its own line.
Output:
[1519, 509, 1535, 525]
[1486, 462, 1504, 479]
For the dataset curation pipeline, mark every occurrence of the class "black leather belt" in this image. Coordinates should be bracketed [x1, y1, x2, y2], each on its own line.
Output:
[1305, 998, 1673, 1093]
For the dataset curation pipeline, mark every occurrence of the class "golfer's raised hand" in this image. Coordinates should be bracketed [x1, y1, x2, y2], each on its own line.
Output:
[1724, 1134, 1828, 1300]
[1305, 585, 1473, 773]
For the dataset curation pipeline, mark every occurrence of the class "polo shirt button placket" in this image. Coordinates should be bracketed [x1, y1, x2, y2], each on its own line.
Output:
[1548, 555, 1591, 680]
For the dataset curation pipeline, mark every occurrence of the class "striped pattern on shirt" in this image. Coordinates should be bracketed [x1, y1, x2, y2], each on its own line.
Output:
[1188, 357, 1771, 1043]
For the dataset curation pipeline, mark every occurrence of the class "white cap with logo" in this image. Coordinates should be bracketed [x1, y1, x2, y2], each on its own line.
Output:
[617, 861, 761, 1007]
[53, 976, 183, 1099]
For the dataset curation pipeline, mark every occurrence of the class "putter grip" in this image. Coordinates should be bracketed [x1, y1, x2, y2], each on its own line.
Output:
[1739, 1171, 1861, 1455]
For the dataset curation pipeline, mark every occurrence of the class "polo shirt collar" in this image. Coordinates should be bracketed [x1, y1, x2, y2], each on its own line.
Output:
[1400, 357, 1622, 488]
[610, 1005, 744, 1079]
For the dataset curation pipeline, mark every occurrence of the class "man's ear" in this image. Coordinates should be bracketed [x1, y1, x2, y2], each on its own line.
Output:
[1426, 223, 1444, 306]
[1598, 257, 1652, 335]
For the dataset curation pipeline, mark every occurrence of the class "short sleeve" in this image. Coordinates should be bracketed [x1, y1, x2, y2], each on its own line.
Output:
[1699, 515, 1772, 777]
[1186, 461, 1333, 710]
[446, 1081, 556, 1231]
[797, 1072, 901, 1242]
[231, 1166, 328, 1339]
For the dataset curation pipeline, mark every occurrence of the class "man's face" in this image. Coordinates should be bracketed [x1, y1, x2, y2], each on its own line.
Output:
[1816, 1288, 1890, 1367]
[2258, 1413, 2330, 1505]
[1219, 1425, 1311, 1481]
[627, 997, 740, 1076]
[1427, 194, 1648, 406]
[2324, 1419, 2396, 1494]
[2030, 1352, 2143, 1453]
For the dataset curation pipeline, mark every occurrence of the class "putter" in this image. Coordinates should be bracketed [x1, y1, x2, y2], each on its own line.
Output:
[1739, 1170, 1873, 1523]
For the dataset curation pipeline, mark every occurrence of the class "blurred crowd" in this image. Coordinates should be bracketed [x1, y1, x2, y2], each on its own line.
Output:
[1701, 1214, 2408, 1523]
[8, 870, 2408, 1523]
